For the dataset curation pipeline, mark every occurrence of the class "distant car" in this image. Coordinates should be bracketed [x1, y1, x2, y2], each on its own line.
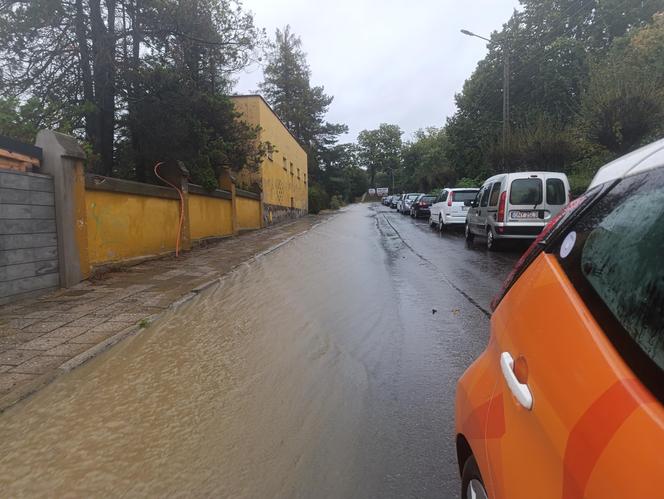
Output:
[465, 172, 570, 250]
[429, 188, 479, 231]
[455, 138, 664, 499]
[381, 196, 390, 206]
[390, 194, 402, 209]
[400, 193, 422, 214]
[410, 194, 437, 218]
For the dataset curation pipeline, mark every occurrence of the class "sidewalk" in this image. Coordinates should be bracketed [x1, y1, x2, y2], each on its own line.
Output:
[0, 215, 326, 412]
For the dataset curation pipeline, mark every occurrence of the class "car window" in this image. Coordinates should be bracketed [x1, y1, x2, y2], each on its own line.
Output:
[488, 182, 501, 206]
[438, 191, 447, 203]
[422, 196, 436, 203]
[453, 190, 478, 202]
[510, 178, 542, 205]
[546, 178, 566, 205]
[480, 186, 491, 207]
[555, 168, 664, 401]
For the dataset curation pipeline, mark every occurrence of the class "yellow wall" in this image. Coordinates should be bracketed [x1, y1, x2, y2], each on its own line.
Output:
[237, 196, 261, 230]
[189, 194, 233, 240]
[231, 96, 308, 212]
[86, 190, 181, 265]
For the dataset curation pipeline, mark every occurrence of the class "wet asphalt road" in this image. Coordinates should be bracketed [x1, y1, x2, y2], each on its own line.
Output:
[0, 202, 521, 498]
[357, 203, 520, 498]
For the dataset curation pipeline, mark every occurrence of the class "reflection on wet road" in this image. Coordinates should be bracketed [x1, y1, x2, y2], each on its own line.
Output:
[0, 204, 520, 498]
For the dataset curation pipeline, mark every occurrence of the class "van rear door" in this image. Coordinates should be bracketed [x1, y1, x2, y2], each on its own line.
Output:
[543, 173, 570, 218]
[506, 174, 546, 225]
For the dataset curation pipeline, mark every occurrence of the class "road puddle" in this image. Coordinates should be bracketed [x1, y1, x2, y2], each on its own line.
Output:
[0, 211, 397, 497]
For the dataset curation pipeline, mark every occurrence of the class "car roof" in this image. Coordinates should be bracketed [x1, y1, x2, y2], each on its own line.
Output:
[589, 138, 664, 188]
[445, 187, 479, 191]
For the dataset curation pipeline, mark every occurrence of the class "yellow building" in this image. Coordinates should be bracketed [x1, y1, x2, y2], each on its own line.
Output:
[230, 95, 308, 225]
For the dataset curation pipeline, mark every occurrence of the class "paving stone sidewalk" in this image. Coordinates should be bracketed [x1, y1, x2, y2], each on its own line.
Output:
[0, 215, 326, 411]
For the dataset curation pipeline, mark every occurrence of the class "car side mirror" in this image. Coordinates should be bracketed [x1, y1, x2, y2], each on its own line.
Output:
[464, 200, 472, 207]
[471, 201, 478, 208]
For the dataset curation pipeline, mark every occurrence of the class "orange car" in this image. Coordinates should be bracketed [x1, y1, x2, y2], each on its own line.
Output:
[455, 139, 664, 499]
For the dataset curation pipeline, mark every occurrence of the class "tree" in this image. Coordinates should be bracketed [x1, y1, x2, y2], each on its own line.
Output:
[0, 0, 260, 179]
[400, 128, 454, 192]
[259, 26, 347, 185]
[357, 124, 403, 189]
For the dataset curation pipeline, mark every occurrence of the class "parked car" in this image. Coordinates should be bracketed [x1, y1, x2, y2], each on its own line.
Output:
[465, 172, 570, 250]
[381, 195, 389, 205]
[455, 139, 664, 499]
[399, 193, 422, 214]
[410, 194, 437, 218]
[429, 188, 479, 231]
[390, 194, 402, 209]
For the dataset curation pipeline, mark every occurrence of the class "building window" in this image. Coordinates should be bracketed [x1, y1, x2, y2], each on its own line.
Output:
[304, 174, 307, 183]
[267, 144, 274, 161]
[283, 157, 287, 171]
[290, 162, 294, 175]
[297, 168, 300, 179]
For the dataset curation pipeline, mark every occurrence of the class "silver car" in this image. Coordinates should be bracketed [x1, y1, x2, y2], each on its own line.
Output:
[399, 193, 423, 214]
[465, 172, 570, 250]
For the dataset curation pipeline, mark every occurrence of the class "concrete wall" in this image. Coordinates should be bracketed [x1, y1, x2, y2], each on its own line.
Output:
[230, 95, 308, 224]
[189, 193, 233, 240]
[236, 192, 261, 230]
[0, 169, 59, 304]
[85, 184, 181, 266]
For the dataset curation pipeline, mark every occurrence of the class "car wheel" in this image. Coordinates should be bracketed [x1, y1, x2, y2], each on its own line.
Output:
[461, 455, 488, 499]
[439, 215, 446, 232]
[465, 222, 474, 242]
[429, 216, 435, 228]
[486, 229, 499, 251]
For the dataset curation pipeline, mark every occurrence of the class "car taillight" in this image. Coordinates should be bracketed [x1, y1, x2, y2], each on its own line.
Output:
[497, 191, 506, 222]
[490, 193, 589, 312]
[447, 192, 454, 206]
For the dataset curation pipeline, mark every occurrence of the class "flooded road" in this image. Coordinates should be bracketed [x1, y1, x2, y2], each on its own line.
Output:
[0, 203, 519, 498]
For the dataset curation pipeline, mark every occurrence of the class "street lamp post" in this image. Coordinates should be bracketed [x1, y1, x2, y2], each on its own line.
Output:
[460, 29, 510, 159]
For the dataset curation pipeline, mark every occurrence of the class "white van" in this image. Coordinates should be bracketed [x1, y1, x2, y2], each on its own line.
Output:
[465, 171, 570, 250]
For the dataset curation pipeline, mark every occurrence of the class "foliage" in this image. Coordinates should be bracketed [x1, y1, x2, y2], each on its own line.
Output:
[456, 177, 481, 188]
[400, 127, 454, 192]
[0, 97, 72, 143]
[308, 184, 329, 214]
[329, 195, 343, 210]
[0, 0, 261, 183]
[357, 124, 403, 188]
[118, 64, 264, 188]
[443, 1, 664, 186]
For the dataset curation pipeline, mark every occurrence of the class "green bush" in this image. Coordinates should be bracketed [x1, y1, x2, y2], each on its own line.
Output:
[329, 195, 343, 210]
[308, 184, 329, 214]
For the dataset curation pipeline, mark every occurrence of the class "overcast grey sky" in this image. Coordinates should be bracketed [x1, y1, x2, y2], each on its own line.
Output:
[234, 0, 521, 142]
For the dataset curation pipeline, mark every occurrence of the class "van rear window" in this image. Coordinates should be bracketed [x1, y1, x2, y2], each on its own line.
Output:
[510, 178, 542, 205]
[547, 178, 566, 205]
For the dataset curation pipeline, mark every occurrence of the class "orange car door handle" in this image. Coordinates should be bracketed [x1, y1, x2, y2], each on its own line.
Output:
[500, 352, 533, 410]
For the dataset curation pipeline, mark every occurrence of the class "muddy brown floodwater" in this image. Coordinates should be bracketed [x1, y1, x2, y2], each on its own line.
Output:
[0, 204, 518, 498]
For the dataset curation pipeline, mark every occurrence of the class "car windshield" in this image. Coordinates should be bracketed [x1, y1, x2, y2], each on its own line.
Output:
[421, 196, 436, 203]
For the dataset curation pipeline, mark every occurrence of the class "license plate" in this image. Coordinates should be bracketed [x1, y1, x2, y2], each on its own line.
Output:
[511, 210, 539, 219]
[462, 206, 468, 211]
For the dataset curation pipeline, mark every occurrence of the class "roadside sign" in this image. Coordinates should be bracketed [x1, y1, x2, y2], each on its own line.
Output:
[376, 187, 389, 196]
[368, 188, 376, 195]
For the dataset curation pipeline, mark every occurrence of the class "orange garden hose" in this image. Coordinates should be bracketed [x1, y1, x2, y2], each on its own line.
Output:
[154, 161, 185, 257]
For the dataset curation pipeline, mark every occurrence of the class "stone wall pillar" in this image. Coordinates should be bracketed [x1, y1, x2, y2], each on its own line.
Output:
[35, 130, 90, 287]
